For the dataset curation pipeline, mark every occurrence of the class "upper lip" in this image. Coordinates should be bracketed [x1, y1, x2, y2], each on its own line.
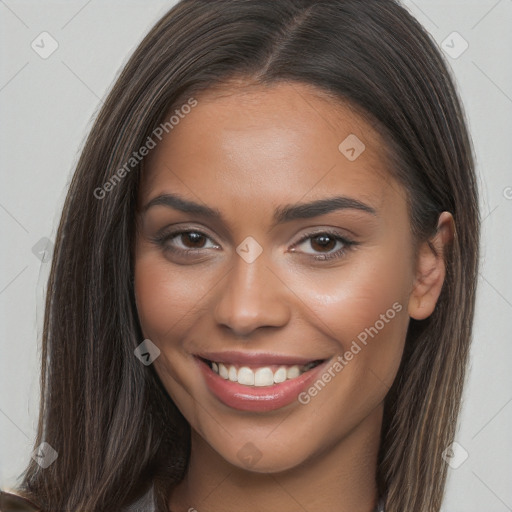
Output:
[195, 350, 328, 366]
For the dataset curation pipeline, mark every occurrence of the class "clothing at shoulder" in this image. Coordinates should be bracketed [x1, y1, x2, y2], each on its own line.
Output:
[0, 490, 40, 511]
[123, 488, 384, 512]
[0, 488, 156, 512]
[123, 486, 156, 512]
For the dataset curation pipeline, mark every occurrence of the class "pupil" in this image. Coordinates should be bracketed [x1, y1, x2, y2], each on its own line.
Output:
[311, 235, 335, 252]
[183, 232, 205, 248]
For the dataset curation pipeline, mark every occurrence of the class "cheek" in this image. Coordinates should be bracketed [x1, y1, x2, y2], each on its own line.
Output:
[287, 244, 413, 398]
[294, 244, 411, 333]
[134, 251, 208, 396]
[134, 250, 213, 340]
[134, 259, 179, 339]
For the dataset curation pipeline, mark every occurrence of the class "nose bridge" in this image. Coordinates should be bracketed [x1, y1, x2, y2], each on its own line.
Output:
[213, 244, 290, 336]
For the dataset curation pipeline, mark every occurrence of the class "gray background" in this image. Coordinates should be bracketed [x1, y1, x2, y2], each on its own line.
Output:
[1, 1, 511, 510]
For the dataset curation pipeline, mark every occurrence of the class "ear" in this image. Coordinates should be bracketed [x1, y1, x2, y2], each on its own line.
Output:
[408, 211, 455, 320]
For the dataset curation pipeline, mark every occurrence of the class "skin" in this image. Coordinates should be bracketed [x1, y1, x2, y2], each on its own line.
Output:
[134, 80, 454, 512]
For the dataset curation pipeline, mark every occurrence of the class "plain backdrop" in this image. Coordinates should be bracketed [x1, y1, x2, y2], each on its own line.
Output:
[1, 1, 511, 511]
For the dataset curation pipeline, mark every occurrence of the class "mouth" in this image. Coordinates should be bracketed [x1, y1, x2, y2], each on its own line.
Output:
[194, 352, 332, 412]
[199, 357, 325, 387]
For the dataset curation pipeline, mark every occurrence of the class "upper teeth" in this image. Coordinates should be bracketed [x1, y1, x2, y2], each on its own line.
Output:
[210, 361, 318, 387]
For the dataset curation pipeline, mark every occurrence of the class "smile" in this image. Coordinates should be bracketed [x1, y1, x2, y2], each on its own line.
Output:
[194, 352, 331, 412]
[204, 359, 324, 387]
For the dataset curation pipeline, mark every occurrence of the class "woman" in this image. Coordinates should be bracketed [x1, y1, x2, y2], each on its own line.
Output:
[3, 0, 479, 511]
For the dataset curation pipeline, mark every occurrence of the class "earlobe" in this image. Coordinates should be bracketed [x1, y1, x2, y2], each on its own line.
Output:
[408, 212, 455, 320]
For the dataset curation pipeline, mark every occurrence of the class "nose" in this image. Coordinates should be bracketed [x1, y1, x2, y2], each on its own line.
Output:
[213, 250, 291, 337]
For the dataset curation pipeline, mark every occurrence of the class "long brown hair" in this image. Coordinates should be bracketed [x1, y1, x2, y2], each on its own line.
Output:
[16, 1, 479, 510]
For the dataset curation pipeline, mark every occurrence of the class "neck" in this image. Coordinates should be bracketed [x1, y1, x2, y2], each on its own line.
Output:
[168, 405, 383, 512]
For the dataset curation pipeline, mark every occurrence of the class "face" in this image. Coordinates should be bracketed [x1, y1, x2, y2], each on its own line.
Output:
[134, 81, 418, 473]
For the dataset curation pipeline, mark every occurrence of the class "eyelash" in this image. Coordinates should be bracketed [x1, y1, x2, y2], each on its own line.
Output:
[151, 228, 358, 262]
[291, 229, 357, 261]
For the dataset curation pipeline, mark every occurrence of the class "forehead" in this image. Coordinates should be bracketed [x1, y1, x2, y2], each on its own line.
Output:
[139, 81, 402, 214]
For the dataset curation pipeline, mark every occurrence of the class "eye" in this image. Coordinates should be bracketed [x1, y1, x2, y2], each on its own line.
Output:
[291, 229, 357, 261]
[152, 229, 220, 255]
[151, 227, 358, 263]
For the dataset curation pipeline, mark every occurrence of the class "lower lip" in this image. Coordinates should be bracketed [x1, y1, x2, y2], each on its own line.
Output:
[195, 357, 331, 412]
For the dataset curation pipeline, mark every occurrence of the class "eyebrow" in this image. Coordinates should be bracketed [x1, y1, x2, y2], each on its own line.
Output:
[142, 193, 377, 225]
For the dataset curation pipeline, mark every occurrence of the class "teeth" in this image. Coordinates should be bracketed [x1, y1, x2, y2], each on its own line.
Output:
[273, 367, 287, 383]
[218, 363, 229, 379]
[238, 367, 255, 385]
[228, 365, 238, 382]
[286, 366, 300, 379]
[254, 368, 274, 387]
[209, 360, 321, 387]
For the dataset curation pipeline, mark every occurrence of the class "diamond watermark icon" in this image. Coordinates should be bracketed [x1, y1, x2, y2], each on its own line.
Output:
[31, 32, 59, 59]
[236, 442, 263, 468]
[442, 441, 468, 469]
[236, 236, 263, 263]
[32, 237, 53, 263]
[134, 339, 161, 366]
[441, 32, 468, 59]
[31, 442, 58, 469]
[339, 134, 366, 161]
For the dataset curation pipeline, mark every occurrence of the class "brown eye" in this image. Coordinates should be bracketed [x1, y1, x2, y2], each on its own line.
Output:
[309, 234, 337, 252]
[152, 229, 220, 257]
[180, 231, 208, 248]
[291, 230, 358, 262]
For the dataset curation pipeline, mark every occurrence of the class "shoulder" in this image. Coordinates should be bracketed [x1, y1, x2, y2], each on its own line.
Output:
[122, 486, 156, 511]
[0, 488, 156, 512]
[0, 490, 40, 511]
